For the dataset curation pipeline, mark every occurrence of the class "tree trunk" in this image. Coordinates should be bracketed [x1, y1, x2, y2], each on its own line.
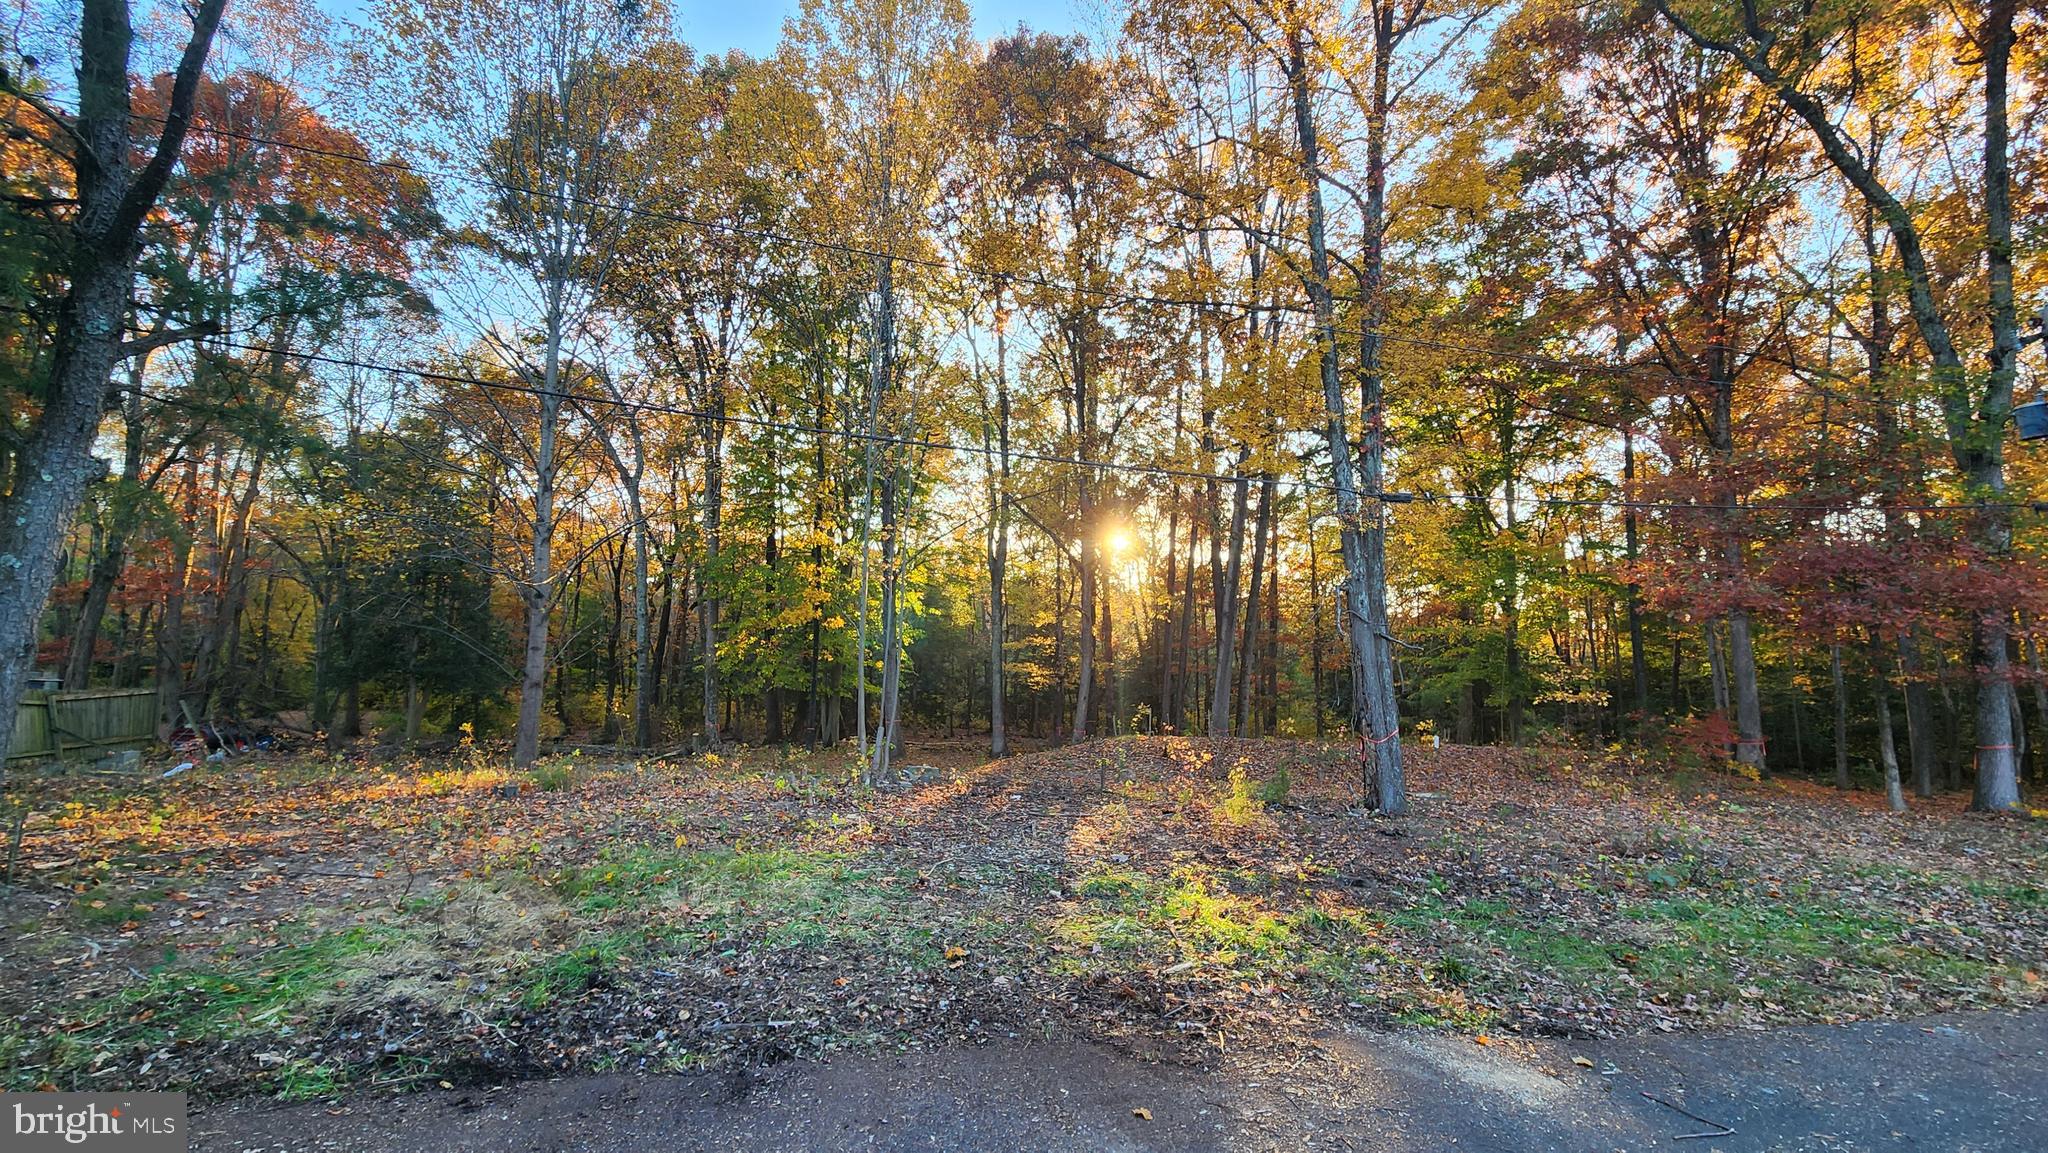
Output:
[512, 331, 564, 767]
[1236, 471, 1275, 736]
[1623, 428, 1651, 717]
[1873, 651, 1907, 813]
[629, 492, 654, 748]
[1899, 631, 1939, 797]
[62, 375, 149, 690]
[1831, 642, 1849, 789]
[698, 417, 724, 752]
[1706, 619, 1730, 720]
[1208, 472, 1248, 739]
[404, 671, 426, 745]
[988, 319, 1010, 758]
[0, 0, 226, 778]
[154, 462, 199, 738]
[1288, 24, 1403, 811]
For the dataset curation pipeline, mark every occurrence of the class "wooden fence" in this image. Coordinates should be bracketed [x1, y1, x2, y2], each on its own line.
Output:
[7, 687, 157, 763]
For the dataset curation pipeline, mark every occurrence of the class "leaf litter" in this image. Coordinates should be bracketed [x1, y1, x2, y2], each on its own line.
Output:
[1, 736, 2041, 1099]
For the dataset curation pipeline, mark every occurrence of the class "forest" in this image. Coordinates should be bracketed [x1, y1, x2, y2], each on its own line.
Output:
[4, 0, 2046, 815]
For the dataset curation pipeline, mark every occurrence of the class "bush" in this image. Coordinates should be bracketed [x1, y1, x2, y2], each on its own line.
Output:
[1221, 765, 1264, 825]
[527, 754, 579, 792]
[1255, 765, 1292, 806]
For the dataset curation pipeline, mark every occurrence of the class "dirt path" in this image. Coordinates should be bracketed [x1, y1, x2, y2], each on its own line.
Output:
[194, 1008, 2046, 1152]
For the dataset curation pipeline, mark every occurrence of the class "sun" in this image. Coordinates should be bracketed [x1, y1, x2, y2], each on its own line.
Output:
[1104, 526, 1135, 555]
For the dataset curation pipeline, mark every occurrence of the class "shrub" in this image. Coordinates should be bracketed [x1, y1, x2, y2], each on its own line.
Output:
[1255, 764, 1292, 806]
[1221, 765, 1263, 825]
[527, 754, 579, 792]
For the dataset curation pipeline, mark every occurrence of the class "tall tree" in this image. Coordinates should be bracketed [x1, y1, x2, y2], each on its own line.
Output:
[1650, 0, 2033, 809]
[362, 0, 651, 764]
[0, 0, 228, 773]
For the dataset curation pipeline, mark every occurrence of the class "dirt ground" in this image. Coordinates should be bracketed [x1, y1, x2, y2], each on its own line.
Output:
[190, 1008, 2048, 1152]
[4, 736, 2044, 1109]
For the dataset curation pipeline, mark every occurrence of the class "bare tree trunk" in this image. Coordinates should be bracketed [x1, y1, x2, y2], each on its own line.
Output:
[1706, 619, 1729, 718]
[628, 492, 653, 748]
[155, 461, 199, 737]
[1898, 632, 1938, 797]
[512, 318, 565, 767]
[1623, 428, 1650, 717]
[1831, 642, 1849, 789]
[1287, 24, 1402, 810]
[1236, 472, 1275, 736]
[2025, 620, 2048, 782]
[63, 373, 149, 690]
[698, 414, 724, 753]
[874, 471, 904, 777]
[1068, 318, 1096, 745]
[987, 318, 1010, 758]
[1208, 472, 1248, 739]
[1728, 607, 1765, 770]
[1867, 640, 1909, 812]
[1968, 0, 2023, 811]
[869, 256, 904, 781]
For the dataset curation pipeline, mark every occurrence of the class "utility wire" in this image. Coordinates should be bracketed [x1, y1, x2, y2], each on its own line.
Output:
[156, 332, 2038, 517]
[36, 99, 2031, 516]
[63, 105, 1957, 403]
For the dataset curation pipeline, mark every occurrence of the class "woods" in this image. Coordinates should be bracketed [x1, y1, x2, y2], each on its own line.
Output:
[4, 0, 2045, 813]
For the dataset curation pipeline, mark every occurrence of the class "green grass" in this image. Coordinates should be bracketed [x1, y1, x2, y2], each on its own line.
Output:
[1388, 896, 1620, 977]
[522, 931, 639, 1008]
[71, 885, 166, 927]
[1061, 864, 1370, 978]
[273, 1059, 345, 1100]
[3, 925, 400, 1090]
[530, 846, 947, 977]
[1383, 878, 2021, 1019]
[526, 757, 578, 792]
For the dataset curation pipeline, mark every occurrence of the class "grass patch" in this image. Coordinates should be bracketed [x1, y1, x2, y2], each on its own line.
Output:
[522, 931, 638, 1008]
[4, 925, 400, 1090]
[273, 1059, 345, 1100]
[526, 756, 578, 792]
[532, 846, 944, 971]
[1382, 879, 2023, 1021]
[71, 886, 165, 928]
[1060, 865, 1375, 980]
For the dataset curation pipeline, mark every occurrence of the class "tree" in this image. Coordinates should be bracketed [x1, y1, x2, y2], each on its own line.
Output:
[788, 0, 970, 781]
[362, 0, 653, 765]
[1649, 0, 2034, 809]
[0, 0, 228, 776]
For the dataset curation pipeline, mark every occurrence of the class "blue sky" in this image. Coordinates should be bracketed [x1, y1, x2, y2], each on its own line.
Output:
[676, 1, 1086, 56]
[315, 0, 1088, 56]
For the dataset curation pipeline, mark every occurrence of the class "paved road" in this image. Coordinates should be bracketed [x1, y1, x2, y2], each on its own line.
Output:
[194, 1009, 2047, 1152]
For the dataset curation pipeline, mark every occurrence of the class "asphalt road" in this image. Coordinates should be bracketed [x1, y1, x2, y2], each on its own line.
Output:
[193, 1008, 2048, 1152]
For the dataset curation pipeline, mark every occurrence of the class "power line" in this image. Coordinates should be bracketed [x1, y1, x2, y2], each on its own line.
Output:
[74, 104, 1920, 402]
[159, 332, 2034, 518]
[31, 99, 2031, 516]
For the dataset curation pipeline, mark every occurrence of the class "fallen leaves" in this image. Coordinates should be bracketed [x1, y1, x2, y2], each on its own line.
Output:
[3, 737, 2042, 1101]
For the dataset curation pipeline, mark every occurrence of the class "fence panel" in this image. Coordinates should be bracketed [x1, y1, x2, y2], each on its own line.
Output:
[8, 688, 158, 763]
